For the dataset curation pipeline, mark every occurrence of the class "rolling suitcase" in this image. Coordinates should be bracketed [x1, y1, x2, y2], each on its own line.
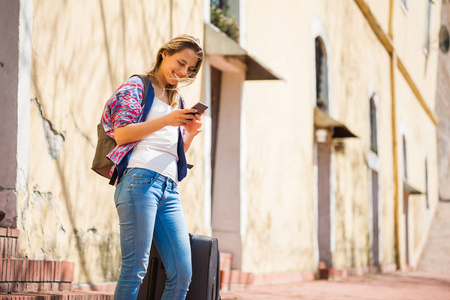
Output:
[137, 242, 166, 300]
[137, 234, 221, 300]
[186, 234, 221, 300]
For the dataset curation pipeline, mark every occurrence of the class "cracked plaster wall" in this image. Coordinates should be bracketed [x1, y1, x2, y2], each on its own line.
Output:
[31, 98, 66, 159]
[12, 0, 442, 286]
[22, 0, 205, 285]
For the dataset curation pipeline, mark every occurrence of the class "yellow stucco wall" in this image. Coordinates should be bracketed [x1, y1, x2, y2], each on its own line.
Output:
[395, 65, 439, 267]
[22, 0, 205, 284]
[242, 0, 439, 274]
[364, 0, 391, 34]
[18, 0, 441, 284]
[325, 1, 395, 270]
[242, 0, 316, 274]
[394, 0, 440, 110]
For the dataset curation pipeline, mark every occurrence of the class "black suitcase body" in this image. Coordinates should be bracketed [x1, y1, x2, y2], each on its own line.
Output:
[137, 243, 165, 300]
[137, 234, 221, 300]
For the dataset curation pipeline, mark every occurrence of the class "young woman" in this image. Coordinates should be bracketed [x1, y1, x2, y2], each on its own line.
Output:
[102, 35, 204, 300]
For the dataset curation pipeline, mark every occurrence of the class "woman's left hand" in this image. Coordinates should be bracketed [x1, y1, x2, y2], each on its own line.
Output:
[183, 112, 203, 136]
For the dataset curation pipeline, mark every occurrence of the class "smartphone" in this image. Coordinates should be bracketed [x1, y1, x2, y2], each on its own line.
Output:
[189, 102, 208, 115]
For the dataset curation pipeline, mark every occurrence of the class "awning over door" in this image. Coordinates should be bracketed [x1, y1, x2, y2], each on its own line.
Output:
[204, 23, 281, 81]
[403, 182, 423, 195]
[314, 107, 357, 138]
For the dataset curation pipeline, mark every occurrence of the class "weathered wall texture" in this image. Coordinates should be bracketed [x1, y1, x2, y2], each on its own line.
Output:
[9, 0, 443, 286]
[21, 0, 205, 284]
[325, 1, 394, 270]
[436, 2, 450, 201]
[242, 0, 440, 273]
[394, 0, 440, 112]
[395, 66, 438, 266]
[393, 0, 441, 268]
[243, 0, 316, 274]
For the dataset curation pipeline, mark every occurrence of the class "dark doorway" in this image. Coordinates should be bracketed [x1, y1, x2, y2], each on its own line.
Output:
[403, 189, 410, 267]
[317, 141, 332, 268]
[210, 66, 222, 212]
[371, 170, 380, 268]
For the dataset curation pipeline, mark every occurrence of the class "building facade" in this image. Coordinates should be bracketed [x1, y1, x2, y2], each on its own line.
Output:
[0, 0, 443, 289]
[436, 0, 450, 201]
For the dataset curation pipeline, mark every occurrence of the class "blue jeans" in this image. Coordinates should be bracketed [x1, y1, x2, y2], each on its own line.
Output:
[114, 168, 192, 300]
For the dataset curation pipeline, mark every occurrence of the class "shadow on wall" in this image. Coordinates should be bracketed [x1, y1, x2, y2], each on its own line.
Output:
[28, 0, 204, 284]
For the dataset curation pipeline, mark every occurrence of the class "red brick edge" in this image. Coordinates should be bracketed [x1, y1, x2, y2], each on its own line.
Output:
[0, 228, 20, 238]
[0, 290, 114, 299]
[0, 228, 20, 259]
[0, 259, 75, 294]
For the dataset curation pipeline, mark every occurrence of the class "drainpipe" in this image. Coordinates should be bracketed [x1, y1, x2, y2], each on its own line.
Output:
[354, 0, 401, 271]
[390, 52, 401, 270]
[388, 0, 401, 270]
[388, 0, 401, 271]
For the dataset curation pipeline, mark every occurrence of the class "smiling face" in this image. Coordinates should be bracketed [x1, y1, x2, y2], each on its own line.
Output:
[158, 48, 199, 86]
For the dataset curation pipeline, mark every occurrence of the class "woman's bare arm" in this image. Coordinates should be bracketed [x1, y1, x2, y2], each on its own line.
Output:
[114, 108, 197, 145]
[182, 113, 203, 152]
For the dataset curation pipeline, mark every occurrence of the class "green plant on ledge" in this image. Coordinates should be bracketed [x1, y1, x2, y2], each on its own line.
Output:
[210, 5, 240, 43]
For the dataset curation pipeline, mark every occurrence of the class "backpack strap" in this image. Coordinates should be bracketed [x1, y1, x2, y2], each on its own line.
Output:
[179, 94, 185, 109]
[132, 74, 151, 107]
[178, 95, 194, 171]
[108, 74, 153, 185]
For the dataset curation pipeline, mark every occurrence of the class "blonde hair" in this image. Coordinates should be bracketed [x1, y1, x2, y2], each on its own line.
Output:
[146, 34, 204, 107]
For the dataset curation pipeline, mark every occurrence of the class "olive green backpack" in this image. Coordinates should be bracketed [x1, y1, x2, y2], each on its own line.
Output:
[91, 74, 151, 179]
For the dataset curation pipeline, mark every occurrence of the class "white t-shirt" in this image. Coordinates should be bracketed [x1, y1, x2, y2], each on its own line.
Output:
[127, 97, 179, 182]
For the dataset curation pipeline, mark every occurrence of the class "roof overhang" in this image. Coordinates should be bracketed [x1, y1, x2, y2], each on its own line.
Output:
[204, 23, 281, 81]
[314, 107, 357, 138]
[403, 182, 423, 195]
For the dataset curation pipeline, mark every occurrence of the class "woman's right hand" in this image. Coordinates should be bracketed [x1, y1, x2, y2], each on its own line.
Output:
[164, 109, 198, 126]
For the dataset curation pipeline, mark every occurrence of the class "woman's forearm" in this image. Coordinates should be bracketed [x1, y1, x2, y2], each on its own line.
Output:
[114, 116, 167, 146]
[183, 132, 196, 153]
[115, 108, 198, 146]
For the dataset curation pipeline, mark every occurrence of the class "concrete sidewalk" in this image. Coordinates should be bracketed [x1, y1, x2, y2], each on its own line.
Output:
[221, 201, 450, 300]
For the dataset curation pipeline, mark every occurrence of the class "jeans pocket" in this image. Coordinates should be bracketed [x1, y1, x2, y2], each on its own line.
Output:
[130, 171, 156, 187]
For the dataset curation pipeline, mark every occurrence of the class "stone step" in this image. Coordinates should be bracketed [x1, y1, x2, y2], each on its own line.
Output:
[0, 229, 111, 298]
[0, 290, 113, 299]
[0, 259, 74, 283]
[0, 259, 75, 294]
[219, 252, 232, 291]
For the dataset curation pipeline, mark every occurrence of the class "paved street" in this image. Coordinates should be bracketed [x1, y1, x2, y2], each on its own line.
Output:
[221, 201, 450, 299]
[221, 272, 450, 300]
